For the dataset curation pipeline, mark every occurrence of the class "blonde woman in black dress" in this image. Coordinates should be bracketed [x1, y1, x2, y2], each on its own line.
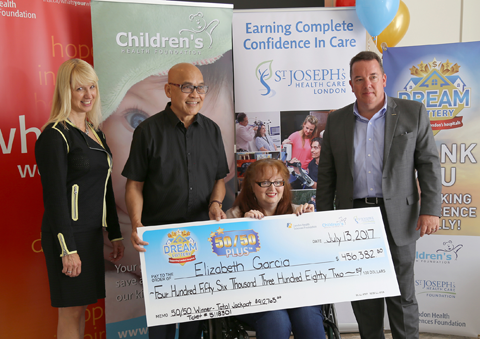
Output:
[35, 59, 124, 339]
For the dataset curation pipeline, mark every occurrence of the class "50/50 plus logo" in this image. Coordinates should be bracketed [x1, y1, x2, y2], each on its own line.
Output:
[210, 227, 260, 258]
[398, 58, 470, 135]
[255, 60, 348, 97]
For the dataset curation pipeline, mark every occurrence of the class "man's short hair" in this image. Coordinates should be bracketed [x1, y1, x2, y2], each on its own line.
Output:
[237, 113, 247, 123]
[349, 51, 384, 78]
[311, 137, 322, 146]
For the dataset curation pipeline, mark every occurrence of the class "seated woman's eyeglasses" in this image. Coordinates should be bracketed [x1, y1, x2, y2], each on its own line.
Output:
[255, 180, 285, 188]
[169, 83, 209, 94]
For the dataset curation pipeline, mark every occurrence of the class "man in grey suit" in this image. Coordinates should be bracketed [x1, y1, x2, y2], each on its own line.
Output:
[316, 51, 442, 339]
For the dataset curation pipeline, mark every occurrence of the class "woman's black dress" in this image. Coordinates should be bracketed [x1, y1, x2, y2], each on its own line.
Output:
[35, 120, 122, 307]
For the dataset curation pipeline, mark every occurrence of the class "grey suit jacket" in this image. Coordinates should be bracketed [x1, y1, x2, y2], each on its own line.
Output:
[316, 96, 442, 246]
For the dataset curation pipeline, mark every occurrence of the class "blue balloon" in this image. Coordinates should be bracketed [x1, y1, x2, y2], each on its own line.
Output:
[356, 0, 400, 37]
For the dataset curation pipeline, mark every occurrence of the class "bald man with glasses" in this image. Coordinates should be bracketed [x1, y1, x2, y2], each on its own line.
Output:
[122, 63, 229, 339]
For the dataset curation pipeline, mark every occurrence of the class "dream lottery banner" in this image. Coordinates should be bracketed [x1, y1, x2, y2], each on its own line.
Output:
[384, 42, 480, 337]
[233, 8, 366, 112]
[91, 1, 234, 337]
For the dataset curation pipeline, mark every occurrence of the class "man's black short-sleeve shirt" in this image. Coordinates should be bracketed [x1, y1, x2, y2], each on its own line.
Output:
[122, 103, 229, 226]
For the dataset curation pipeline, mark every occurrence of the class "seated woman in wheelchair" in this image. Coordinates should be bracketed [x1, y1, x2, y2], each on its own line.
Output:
[226, 159, 326, 339]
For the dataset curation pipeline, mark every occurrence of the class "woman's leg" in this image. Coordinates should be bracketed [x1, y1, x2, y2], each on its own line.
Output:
[79, 306, 87, 338]
[57, 305, 88, 339]
[288, 305, 326, 339]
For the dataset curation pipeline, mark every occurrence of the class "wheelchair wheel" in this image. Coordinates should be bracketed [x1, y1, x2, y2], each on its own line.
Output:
[323, 304, 341, 339]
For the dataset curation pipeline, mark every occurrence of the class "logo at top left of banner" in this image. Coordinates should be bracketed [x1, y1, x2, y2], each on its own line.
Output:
[163, 229, 198, 265]
[116, 11, 220, 55]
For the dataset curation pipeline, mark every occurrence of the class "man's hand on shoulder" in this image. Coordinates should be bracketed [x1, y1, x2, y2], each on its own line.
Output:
[131, 221, 149, 252]
[416, 214, 440, 237]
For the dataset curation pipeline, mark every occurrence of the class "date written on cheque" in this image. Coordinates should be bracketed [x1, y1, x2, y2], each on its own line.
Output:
[338, 248, 385, 261]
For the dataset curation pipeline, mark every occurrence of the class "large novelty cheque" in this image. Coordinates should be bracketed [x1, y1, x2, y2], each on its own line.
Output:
[138, 208, 400, 326]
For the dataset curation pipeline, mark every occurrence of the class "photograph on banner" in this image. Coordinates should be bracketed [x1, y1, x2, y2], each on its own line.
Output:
[292, 189, 318, 210]
[383, 41, 480, 237]
[235, 111, 281, 152]
[138, 208, 400, 327]
[91, 1, 234, 336]
[281, 110, 328, 190]
[233, 8, 366, 113]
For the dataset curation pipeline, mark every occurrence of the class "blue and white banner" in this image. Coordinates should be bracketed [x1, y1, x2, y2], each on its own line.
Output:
[233, 8, 366, 112]
[91, 1, 234, 337]
[384, 42, 480, 337]
[138, 208, 400, 327]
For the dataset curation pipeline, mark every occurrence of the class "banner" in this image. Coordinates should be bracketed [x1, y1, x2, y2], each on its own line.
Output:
[231, 8, 365, 224]
[0, 0, 108, 337]
[91, 1, 234, 337]
[384, 42, 480, 337]
[233, 8, 366, 112]
[139, 208, 400, 327]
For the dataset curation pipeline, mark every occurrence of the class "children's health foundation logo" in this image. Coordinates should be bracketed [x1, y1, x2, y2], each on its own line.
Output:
[397, 58, 470, 135]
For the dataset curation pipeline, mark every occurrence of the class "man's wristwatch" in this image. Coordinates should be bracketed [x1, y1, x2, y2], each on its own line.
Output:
[208, 200, 223, 209]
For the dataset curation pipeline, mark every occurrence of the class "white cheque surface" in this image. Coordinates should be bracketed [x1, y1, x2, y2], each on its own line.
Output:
[138, 207, 400, 326]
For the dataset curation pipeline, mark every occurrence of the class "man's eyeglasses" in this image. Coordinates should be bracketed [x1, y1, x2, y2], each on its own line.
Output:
[169, 83, 209, 94]
[255, 180, 285, 188]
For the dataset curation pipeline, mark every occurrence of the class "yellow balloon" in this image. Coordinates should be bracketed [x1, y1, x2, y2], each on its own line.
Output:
[376, 0, 410, 52]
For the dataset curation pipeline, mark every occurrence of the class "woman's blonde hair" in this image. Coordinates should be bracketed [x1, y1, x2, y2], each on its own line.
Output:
[42, 58, 101, 130]
[300, 115, 318, 146]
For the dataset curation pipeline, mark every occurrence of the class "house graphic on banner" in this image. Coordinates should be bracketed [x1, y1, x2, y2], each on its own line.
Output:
[397, 59, 470, 135]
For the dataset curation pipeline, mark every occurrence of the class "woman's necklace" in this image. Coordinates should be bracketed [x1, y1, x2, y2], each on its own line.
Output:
[68, 117, 88, 135]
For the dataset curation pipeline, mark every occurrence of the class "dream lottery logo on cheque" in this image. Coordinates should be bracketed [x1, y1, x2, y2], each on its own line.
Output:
[209, 227, 260, 258]
[397, 58, 471, 135]
[163, 229, 198, 265]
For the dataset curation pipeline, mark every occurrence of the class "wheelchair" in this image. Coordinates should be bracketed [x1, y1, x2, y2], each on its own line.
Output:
[202, 304, 341, 339]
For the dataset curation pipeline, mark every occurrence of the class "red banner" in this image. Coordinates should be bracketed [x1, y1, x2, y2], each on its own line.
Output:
[0, 1, 106, 337]
[430, 116, 463, 130]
